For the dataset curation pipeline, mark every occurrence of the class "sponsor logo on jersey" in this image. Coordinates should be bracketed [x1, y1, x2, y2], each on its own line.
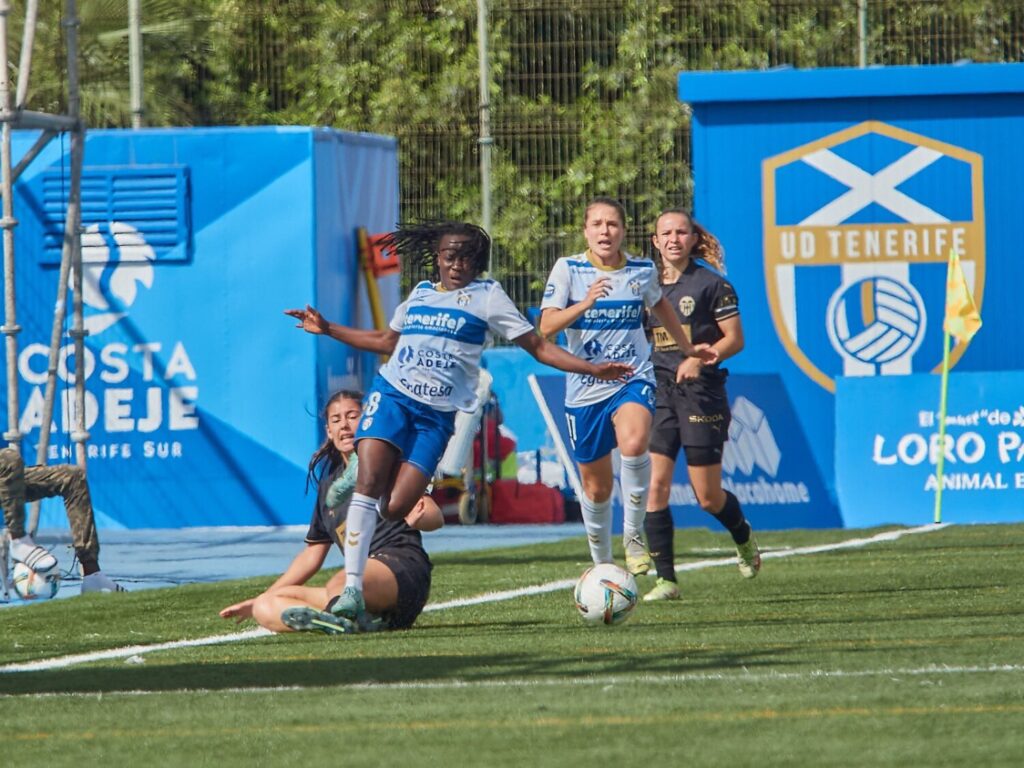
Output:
[399, 378, 454, 399]
[571, 300, 644, 330]
[397, 347, 456, 370]
[402, 307, 487, 344]
[762, 120, 985, 392]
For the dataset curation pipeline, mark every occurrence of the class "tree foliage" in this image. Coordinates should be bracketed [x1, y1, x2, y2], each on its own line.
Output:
[9, 0, 1024, 303]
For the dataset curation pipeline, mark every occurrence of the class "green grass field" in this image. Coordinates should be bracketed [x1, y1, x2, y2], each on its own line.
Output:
[2, 523, 1023, 767]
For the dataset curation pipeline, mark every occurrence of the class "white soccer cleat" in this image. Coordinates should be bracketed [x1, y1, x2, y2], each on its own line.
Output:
[81, 571, 127, 594]
[10, 536, 58, 574]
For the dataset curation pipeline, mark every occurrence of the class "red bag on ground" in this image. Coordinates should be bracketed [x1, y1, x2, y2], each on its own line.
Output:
[488, 479, 565, 524]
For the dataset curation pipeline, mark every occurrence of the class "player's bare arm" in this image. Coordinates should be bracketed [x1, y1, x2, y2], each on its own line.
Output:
[513, 330, 633, 381]
[284, 305, 400, 354]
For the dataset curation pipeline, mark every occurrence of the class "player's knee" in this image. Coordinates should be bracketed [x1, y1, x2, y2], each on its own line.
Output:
[583, 478, 613, 503]
[618, 437, 648, 456]
[251, 595, 277, 629]
[696, 490, 725, 514]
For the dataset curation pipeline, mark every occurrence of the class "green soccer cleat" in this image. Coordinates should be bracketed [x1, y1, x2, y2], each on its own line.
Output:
[326, 456, 359, 509]
[623, 534, 653, 577]
[736, 535, 762, 579]
[281, 606, 357, 635]
[642, 577, 681, 602]
[330, 586, 367, 621]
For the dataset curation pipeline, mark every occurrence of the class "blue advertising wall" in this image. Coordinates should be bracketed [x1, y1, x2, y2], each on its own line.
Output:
[532, 374, 839, 531]
[2, 126, 398, 529]
[677, 63, 1024, 524]
[837, 373, 1024, 526]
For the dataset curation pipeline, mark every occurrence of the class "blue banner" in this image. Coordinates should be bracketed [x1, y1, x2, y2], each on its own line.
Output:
[531, 374, 840, 531]
[837, 372, 1024, 526]
[677, 63, 1024, 518]
[3, 127, 399, 529]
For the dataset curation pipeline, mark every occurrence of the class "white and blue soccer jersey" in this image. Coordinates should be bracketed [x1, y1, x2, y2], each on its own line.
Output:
[541, 252, 662, 408]
[380, 279, 535, 413]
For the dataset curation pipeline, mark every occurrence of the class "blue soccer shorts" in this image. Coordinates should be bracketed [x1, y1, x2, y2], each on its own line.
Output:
[355, 375, 457, 477]
[564, 378, 656, 464]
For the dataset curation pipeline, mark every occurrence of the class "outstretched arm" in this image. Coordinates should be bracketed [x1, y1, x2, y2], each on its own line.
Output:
[513, 331, 632, 381]
[284, 305, 400, 354]
[219, 542, 329, 622]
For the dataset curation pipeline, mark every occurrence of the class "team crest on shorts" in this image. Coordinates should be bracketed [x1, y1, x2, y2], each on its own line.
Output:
[677, 296, 695, 317]
[761, 120, 985, 392]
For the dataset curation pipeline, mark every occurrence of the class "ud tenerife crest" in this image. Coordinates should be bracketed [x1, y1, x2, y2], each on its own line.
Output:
[762, 121, 985, 392]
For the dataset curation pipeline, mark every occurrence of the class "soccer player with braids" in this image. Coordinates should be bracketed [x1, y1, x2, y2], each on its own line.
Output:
[220, 390, 442, 634]
[285, 221, 632, 631]
[540, 198, 718, 578]
[642, 209, 760, 602]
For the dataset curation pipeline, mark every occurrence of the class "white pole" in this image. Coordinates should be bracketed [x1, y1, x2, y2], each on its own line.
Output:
[129, 0, 144, 128]
[477, 0, 493, 239]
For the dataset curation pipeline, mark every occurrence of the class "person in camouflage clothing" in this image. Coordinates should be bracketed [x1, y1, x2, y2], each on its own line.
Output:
[1, 447, 124, 593]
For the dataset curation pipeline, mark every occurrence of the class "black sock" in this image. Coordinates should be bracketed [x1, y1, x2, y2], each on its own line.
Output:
[644, 507, 677, 582]
[76, 550, 99, 576]
[710, 492, 750, 545]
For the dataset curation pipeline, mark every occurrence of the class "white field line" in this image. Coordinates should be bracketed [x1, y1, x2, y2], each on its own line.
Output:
[4, 662, 1021, 699]
[1, 524, 946, 674]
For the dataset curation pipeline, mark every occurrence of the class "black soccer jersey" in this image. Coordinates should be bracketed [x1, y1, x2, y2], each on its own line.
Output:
[305, 461, 426, 554]
[648, 260, 738, 383]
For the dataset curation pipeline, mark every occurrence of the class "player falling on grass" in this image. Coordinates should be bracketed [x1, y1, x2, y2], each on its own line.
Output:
[219, 390, 442, 634]
[539, 197, 718, 577]
[642, 209, 760, 602]
[285, 221, 633, 630]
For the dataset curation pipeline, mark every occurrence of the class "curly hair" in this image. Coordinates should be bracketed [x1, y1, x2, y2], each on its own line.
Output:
[306, 389, 364, 493]
[378, 221, 490, 280]
[650, 208, 726, 276]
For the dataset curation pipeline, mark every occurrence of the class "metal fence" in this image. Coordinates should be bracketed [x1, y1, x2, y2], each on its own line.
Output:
[20, 0, 1024, 309]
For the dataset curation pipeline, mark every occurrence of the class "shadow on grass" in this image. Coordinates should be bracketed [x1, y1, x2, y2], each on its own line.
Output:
[0, 642, 792, 696]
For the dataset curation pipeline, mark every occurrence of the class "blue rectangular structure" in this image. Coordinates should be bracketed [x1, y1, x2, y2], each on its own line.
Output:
[3, 126, 399, 529]
[678, 62, 1024, 525]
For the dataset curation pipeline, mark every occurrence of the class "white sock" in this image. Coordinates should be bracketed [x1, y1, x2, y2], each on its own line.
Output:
[344, 493, 379, 591]
[580, 494, 612, 565]
[619, 452, 652, 541]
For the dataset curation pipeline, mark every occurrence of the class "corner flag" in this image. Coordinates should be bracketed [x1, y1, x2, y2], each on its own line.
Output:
[943, 249, 982, 344]
[934, 249, 982, 524]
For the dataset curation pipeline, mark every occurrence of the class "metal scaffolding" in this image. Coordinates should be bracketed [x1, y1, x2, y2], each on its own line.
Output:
[0, 0, 87, 538]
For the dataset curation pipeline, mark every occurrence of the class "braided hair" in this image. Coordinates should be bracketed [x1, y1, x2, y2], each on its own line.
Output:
[378, 221, 490, 281]
[651, 208, 726, 277]
[305, 389, 364, 493]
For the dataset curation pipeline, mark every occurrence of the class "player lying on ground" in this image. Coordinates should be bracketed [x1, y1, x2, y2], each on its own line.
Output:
[219, 390, 442, 634]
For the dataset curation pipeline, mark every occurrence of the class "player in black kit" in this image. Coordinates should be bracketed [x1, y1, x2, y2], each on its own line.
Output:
[643, 209, 761, 601]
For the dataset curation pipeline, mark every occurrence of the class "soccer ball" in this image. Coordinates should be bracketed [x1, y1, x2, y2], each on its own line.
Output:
[12, 562, 61, 601]
[573, 563, 638, 626]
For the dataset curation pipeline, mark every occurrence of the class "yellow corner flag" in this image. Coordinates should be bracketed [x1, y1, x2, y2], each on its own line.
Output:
[943, 249, 982, 345]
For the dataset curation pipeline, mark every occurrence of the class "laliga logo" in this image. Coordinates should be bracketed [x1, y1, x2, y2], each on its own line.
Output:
[762, 121, 985, 392]
[77, 222, 156, 335]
